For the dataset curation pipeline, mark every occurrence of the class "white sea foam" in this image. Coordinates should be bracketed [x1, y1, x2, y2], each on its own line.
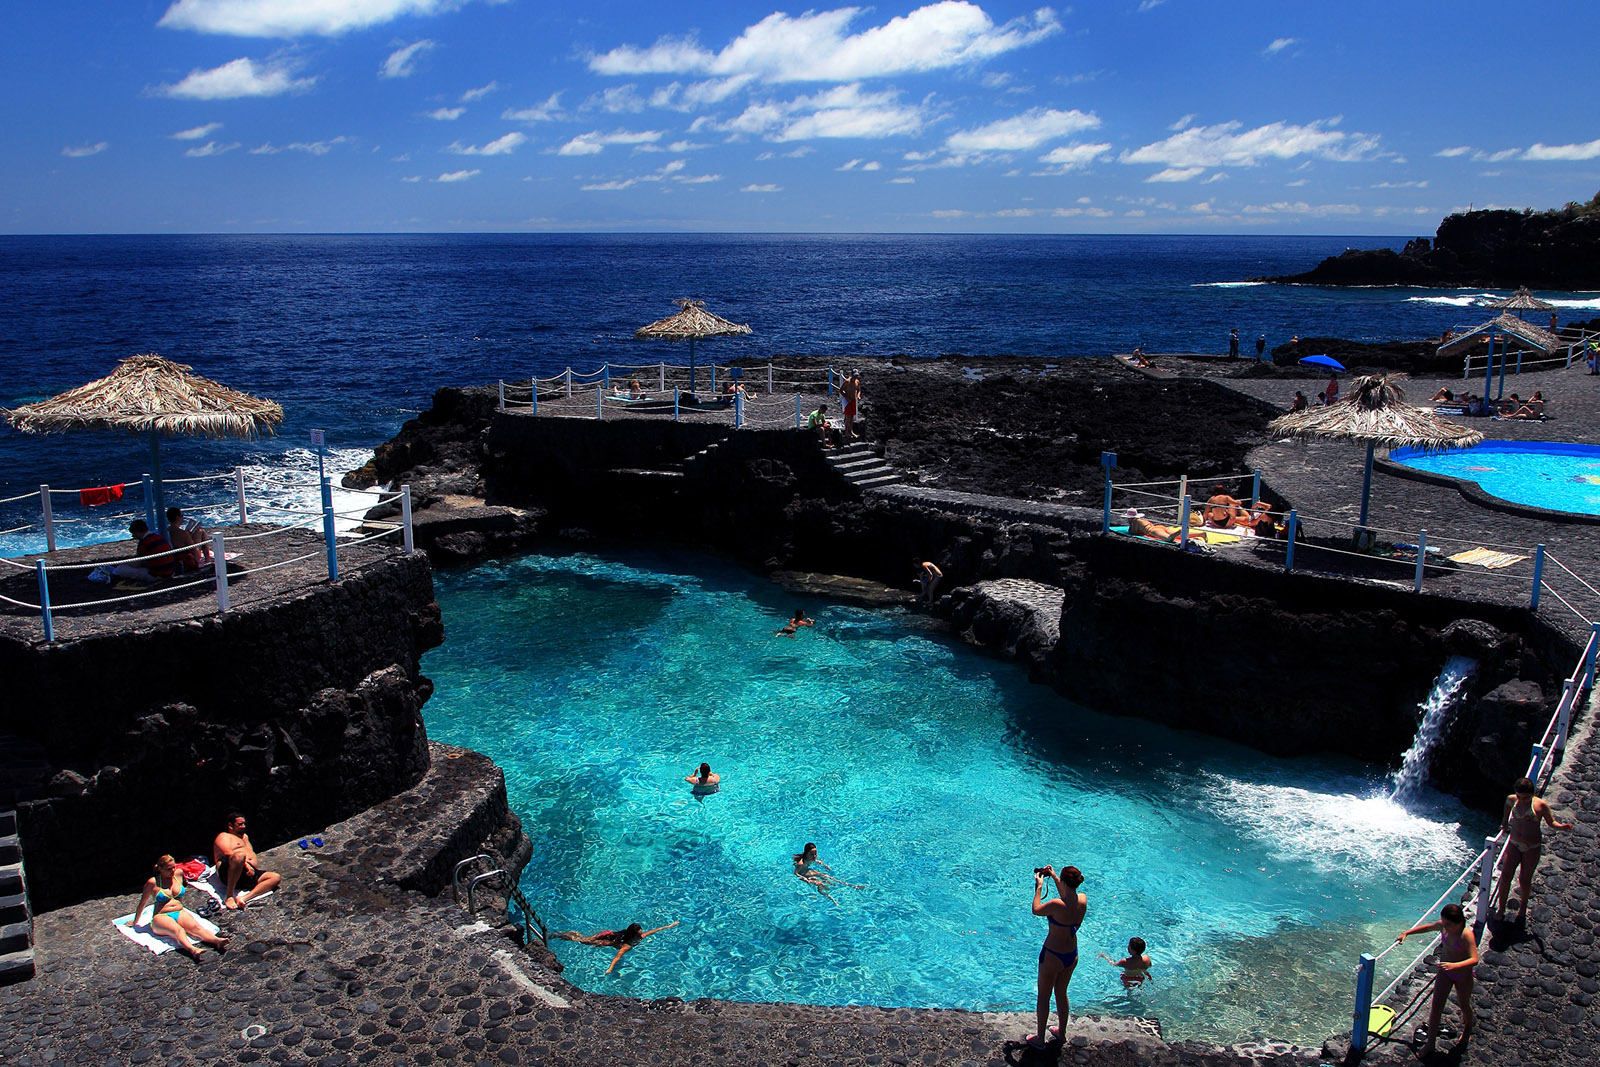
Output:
[1548, 296, 1600, 309]
[1194, 281, 1267, 288]
[1202, 773, 1475, 876]
[1403, 293, 1498, 307]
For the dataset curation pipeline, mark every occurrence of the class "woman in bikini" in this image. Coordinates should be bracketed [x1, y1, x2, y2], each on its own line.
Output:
[135, 854, 230, 960]
[1396, 903, 1479, 1054]
[1491, 776, 1573, 919]
[550, 920, 679, 974]
[793, 843, 862, 905]
[1027, 864, 1086, 1049]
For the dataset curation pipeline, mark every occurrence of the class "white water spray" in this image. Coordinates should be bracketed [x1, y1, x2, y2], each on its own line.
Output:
[1390, 655, 1476, 801]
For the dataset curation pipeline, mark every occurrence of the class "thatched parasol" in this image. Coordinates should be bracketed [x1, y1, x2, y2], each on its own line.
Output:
[634, 299, 752, 392]
[1491, 286, 1556, 313]
[1268, 373, 1483, 530]
[4, 352, 283, 528]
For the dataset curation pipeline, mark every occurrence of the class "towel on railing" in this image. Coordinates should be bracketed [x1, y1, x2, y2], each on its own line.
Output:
[79, 483, 125, 507]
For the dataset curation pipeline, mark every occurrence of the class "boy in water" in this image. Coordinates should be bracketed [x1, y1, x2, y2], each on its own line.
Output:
[773, 609, 814, 637]
[1099, 937, 1152, 987]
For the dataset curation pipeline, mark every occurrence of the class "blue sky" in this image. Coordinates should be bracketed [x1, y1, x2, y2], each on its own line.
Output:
[8, 0, 1600, 234]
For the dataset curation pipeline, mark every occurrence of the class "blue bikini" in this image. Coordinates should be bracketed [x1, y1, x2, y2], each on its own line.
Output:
[1040, 913, 1080, 969]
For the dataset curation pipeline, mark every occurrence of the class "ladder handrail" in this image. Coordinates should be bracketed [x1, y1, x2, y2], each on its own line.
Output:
[451, 853, 492, 906]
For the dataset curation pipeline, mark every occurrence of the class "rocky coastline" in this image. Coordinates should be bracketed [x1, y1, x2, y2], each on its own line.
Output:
[1255, 194, 1600, 289]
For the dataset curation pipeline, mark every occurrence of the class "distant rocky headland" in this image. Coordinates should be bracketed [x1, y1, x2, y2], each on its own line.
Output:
[1257, 192, 1600, 289]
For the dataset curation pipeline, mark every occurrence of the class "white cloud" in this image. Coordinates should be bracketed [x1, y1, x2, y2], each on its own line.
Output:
[1169, 113, 1196, 131]
[382, 40, 434, 79]
[1477, 147, 1520, 162]
[720, 83, 924, 141]
[401, 175, 422, 182]
[837, 158, 883, 171]
[590, 85, 647, 113]
[557, 129, 664, 155]
[62, 142, 109, 158]
[889, 176, 915, 183]
[171, 122, 222, 141]
[1121, 118, 1378, 172]
[461, 81, 498, 102]
[1239, 201, 1361, 216]
[675, 173, 721, 183]
[742, 183, 782, 192]
[184, 140, 240, 157]
[1523, 138, 1600, 161]
[1372, 179, 1428, 189]
[160, 0, 481, 37]
[944, 107, 1100, 153]
[156, 57, 315, 99]
[1263, 37, 1299, 56]
[250, 137, 351, 155]
[428, 107, 465, 121]
[589, 2, 1060, 82]
[1434, 145, 1472, 157]
[436, 169, 479, 182]
[504, 94, 563, 123]
[1136, 0, 1166, 10]
[1146, 166, 1205, 182]
[448, 132, 528, 156]
[1037, 142, 1110, 170]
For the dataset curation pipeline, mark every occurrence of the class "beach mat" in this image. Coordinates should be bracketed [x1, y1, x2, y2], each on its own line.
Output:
[1447, 547, 1528, 569]
[112, 909, 221, 954]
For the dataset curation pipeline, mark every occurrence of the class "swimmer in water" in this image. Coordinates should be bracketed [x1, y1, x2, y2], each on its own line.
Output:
[1099, 937, 1152, 987]
[793, 842, 863, 905]
[773, 608, 814, 637]
[685, 762, 721, 795]
[550, 920, 680, 974]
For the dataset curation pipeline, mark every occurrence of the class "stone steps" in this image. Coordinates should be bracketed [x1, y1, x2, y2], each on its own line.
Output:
[0, 809, 34, 986]
[824, 442, 901, 491]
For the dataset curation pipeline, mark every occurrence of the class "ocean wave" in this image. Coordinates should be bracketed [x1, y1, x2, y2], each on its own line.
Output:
[1403, 294, 1498, 307]
[1194, 281, 1267, 288]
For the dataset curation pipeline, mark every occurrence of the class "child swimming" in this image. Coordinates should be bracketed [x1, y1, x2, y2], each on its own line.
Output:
[1099, 937, 1152, 987]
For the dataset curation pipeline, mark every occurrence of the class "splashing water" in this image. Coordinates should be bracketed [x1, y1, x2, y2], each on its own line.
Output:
[1391, 656, 1477, 802]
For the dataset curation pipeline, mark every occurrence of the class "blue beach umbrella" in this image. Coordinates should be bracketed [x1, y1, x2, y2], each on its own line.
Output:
[1298, 354, 1346, 371]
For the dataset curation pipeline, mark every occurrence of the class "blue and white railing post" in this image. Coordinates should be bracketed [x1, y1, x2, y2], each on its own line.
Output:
[1473, 836, 1499, 939]
[497, 380, 505, 411]
[1349, 953, 1376, 1054]
[1285, 510, 1299, 573]
[767, 362, 774, 394]
[40, 485, 56, 554]
[401, 485, 415, 556]
[142, 474, 157, 532]
[659, 363, 666, 393]
[1557, 679, 1576, 755]
[1178, 495, 1192, 549]
[35, 560, 53, 643]
[603, 365, 610, 391]
[1530, 544, 1546, 609]
[795, 394, 803, 430]
[828, 367, 835, 396]
[710, 364, 716, 394]
[1414, 529, 1427, 592]
[596, 386, 604, 420]
[321, 475, 339, 582]
[235, 467, 249, 524]
[530, 382, 538, 416]
[1100, 452, 1117, 534]
[1249, 469, 1262, 508]
[212, 532, 230, 612]
[1587, 624, 1599, 690]
[565, 368, 573, 398]
[734, 392, 744, 429]
[674, 388, 680, 422]
[1529, 743, 1545, 784]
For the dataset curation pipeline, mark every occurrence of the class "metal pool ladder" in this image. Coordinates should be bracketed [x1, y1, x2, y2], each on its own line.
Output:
[452, 854, 548, 947]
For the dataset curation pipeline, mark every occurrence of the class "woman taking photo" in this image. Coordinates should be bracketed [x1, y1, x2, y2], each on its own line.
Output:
[1027, 864, 1086, 1048]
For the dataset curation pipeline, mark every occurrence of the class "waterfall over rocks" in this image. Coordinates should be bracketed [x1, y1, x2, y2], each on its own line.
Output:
[1391, 655, 1477, 801]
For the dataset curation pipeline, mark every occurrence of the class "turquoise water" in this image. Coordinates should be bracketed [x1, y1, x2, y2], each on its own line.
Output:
[1391, 440, 1600, 516]
[421, 548, 1492, 1045]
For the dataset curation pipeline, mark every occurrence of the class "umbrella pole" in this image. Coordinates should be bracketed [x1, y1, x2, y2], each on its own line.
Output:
[1484, 328, 1494, 402]
[149, 430, 167, 533]
[1358, 440, 1375, 532]
[688, 337, 697, 394]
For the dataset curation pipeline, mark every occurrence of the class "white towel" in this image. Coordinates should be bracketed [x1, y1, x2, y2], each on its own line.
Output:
[198, 864, 276, 908]
[112, 908, 221, 954]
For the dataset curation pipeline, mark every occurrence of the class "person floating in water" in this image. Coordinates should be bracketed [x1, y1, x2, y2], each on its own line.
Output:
[551, 920, 680, 974]
[685, 762, 721, 795]
[793, 842, 862, 905]
[1099, 937, 1152, 987]
[773, 608, 814, 637]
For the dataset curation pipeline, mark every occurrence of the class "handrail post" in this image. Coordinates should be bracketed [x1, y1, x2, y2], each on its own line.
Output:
[1473, 836, 1499, 938]
[1414, 529, 1427, 592]
[1176, 474, 1188, 518]
[1529, 742, 1545, 783]
[530, 381, 538, 416]
[39, 485, 56, 554]
[35, 560, 54, 643]
[142, 474, 156, 532]
[235, 466, 248, 524]
[565, 368, 573, 398]
[659, 362, 666, 393]
[321, 476, 339, 582]
[497, 380, 505, 411]
[401, 485, 415, 555]
[1557, 679, 1576, 755]
[1586, 624, 1599, 690]
[710, 364, 716, 394]
[734, 391, 744, 429]
[1100, 452, 1117, 534]
[1530, 544, 1546, 609]
[212, 532, 230, 612]
[1178, 494, 1192, 548]
[1349, 953, 1376, 1054]
[597, 385, 604, 420]
[1249, 469, 1261, 508]
[603, 365, 610, 391]
[767, 362, 774, 394]
[795, 393, 802, 429]
[828, 366, 835, 396]
[1285, 510, 1299, 573]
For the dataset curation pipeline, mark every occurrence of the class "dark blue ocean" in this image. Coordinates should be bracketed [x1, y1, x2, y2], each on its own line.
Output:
[3, 232, 1593, 515]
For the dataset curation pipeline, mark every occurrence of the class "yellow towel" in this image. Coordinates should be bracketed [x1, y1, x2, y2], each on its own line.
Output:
[1447, 547, 1528, 569]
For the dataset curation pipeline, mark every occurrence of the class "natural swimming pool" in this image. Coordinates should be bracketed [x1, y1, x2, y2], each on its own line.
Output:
[1390, 440, 1600, 516]
[421, 547, 1492, 1045]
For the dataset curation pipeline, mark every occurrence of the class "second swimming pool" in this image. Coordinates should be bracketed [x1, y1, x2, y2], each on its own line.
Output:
[1389, 440, 1600, 516]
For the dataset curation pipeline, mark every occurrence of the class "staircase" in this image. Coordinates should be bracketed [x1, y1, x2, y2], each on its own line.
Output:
[0, 809, 34, 986]
[826, 441, 901, 491]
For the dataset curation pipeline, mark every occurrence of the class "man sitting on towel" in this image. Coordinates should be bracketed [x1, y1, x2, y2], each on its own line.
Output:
[110, 519, 178, 580]
[213, 812, 282, 910]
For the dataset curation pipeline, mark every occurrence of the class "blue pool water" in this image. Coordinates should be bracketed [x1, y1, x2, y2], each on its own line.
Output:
[420, 547, 1493, 1045]
[1390, 441, 1600, 516]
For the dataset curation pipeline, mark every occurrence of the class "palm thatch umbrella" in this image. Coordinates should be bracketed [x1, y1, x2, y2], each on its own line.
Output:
[1268, 374, 1483, 530]
[1491, 286, 1555, 314]
[3, 352, 283, 528]
[634, 299, 752, 392]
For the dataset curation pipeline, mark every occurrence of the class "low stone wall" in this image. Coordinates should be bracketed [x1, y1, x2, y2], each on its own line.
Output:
[1, 551, 445, 911]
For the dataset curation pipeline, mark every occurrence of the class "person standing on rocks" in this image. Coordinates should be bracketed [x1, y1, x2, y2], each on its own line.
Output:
[1027, 864, 1086, 1049]
[841, 370, 862, 439]
[1228, 328, 1239, 357]
[917, 560, 943, 606]
[1396, 903, 1478, 1056]
[213, 812, 282, 910]
[1490, 776, 1573, 920]
[1256, 334, 1266, 360]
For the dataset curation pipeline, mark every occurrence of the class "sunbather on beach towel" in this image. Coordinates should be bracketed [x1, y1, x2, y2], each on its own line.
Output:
[213, 812, 282, 909]
[1122, 509, 1182, 543]
[135, 854, 229, 960]
[111, 519, 178, 580]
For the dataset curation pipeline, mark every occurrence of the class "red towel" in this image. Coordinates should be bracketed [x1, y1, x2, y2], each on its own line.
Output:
[177, 858, 208, 880]
[79, 484, 125, 507]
